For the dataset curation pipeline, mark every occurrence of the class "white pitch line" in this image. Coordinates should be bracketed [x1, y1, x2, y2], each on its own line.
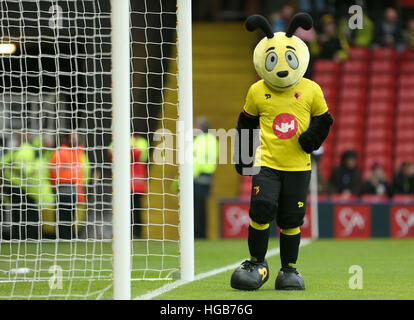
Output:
[134, 239, 312, 300]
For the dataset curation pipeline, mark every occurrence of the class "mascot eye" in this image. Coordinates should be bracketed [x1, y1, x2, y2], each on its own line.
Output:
[265, 52, 278, 72]
[285, 51, 298, 70]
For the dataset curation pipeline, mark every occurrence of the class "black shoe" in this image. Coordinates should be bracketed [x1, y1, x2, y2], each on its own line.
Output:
[230, 259, 269, 291]
[275, 266, 305, 290]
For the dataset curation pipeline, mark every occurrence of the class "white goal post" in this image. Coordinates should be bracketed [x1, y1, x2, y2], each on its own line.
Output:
[111, 0, 194, 300]
[0, 0, 194, 300]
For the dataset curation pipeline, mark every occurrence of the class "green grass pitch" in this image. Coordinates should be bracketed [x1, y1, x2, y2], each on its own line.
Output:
[0, 239, 413, 299]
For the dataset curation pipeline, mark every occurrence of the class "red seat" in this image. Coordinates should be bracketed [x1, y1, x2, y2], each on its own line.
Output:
[313, 59, 341, 73]
[370, 60, 397, 73]
[372, 47, 398, 60]
[367, 87, 396, 102]
[398, 101, 414, 114]
[367, 101, 394, 115]
[366, 142, 393, 154]
[399, 61, 414, 74]
[396, 129, 414, 142]
[398, 74, 414, 88]
[338, 100, 364, 114]
[336, 114, 364, 128]
[322, 87, 338, 102]
[401, 49, 414, 61]
[369, 74, 396, 88]
[348, 46, 370, 60]
[343, 60, 369, 73]
[398, 87, 414, 102]
[313, 73, 339, 88]
[396, 115, 414, 129]
[336, 128, 363, 141]
[333, 141, 363, 159]
[366, 128, 393, 141]
[319, 155, 333, 181]
[342, 74, 368, 87]
[340, 87, 366, 101]
[367, 115, 393, 128]
[364, 154, 392, 168]
[395, 142, 414, 154]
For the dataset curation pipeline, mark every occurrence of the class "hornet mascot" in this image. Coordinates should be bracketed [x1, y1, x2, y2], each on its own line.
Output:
[231, 13, 333, 291]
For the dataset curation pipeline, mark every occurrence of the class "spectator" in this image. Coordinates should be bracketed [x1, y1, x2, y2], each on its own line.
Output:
[329, 150, 362, 196]
[393, 161, 414, 194]
[403, 17, 414, 49]
[373, 7, 404, 49]
[364, 163, 391, 196]
[108, 133, 148, 239]
[310, 14, 349, 61]
[269, 4, 294, 32]
[1, 132, 40, 240]
[193, 117, 219, 239]
[338, 10, 374, 48]
[50, 133, 87, 240]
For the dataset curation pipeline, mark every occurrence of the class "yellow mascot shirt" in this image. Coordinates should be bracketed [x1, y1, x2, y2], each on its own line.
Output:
[243, 78, 328, 171]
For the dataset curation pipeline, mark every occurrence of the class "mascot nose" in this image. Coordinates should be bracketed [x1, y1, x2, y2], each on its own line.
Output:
[277, 71, 289, 78]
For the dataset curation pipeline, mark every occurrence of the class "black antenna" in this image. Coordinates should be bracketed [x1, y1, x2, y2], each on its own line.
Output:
[245, 14, 274, 39]
[285, 13, 313, 38]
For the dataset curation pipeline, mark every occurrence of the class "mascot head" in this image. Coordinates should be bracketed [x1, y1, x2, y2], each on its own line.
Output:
[246, 13, 313, 91]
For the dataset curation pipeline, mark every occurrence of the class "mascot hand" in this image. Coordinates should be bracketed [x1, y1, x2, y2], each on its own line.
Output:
[299, 131, 316, 154]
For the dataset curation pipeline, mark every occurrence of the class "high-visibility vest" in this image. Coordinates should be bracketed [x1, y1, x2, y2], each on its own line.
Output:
[50, 145, 85, 202]
[109, 135, 148, 194]
[193, 132, 219, 179]
[1, 142, 55, 208]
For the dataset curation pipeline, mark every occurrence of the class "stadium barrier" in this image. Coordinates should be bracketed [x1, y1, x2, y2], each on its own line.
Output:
[220, 198, 414, 239]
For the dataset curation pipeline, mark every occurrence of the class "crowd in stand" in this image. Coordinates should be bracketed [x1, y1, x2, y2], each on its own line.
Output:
[322, 150, 414, 198]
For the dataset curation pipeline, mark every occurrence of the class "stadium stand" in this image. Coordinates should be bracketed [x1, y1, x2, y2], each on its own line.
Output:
[239, 47, 414, 201]
[314, 47, 414, 196]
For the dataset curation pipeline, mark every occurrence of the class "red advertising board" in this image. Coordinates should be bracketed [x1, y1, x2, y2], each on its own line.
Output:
[221, 202, 314, 238]
[334, 205, 371, 238]
[221, 203, 251, 238]
[390, 206, 414, 238]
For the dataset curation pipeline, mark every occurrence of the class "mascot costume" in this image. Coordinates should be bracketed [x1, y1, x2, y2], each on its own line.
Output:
[231, 13, 333, 291]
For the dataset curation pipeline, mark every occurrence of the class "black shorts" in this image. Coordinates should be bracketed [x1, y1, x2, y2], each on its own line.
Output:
[249, 166, 311, 229]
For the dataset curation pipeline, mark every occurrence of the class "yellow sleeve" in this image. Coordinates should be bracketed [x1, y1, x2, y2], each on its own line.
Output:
[242, 85, 259, 117]
[311, 82, 329, 117]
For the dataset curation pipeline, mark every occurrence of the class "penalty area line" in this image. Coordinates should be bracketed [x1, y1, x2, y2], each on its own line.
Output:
[134, 238, 312, 300]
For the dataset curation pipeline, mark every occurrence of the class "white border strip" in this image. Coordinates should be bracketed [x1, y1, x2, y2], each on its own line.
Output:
[134, 239, 312, 300]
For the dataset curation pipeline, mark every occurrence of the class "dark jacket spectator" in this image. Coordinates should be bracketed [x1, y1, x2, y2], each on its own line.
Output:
[364, 163, 391, 196]
[373, 7, 404, 49]
[393, 162, 414, 194]
[310, 14, 349, 61]
[329, 150, 362, 196]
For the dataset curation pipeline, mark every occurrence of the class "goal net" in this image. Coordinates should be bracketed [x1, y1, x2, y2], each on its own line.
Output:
[0, 0, 192, 299]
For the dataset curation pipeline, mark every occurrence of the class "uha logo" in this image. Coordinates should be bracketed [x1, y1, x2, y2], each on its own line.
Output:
[339, 208, 365, 236]
[272, 113, 298, 140]
[395, 208, 414, 237]
[226, 206, 250, 236]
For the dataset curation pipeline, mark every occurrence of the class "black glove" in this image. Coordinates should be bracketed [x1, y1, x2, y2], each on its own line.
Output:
[299, 112, 334, 154]
[298, 131, 316, 154]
